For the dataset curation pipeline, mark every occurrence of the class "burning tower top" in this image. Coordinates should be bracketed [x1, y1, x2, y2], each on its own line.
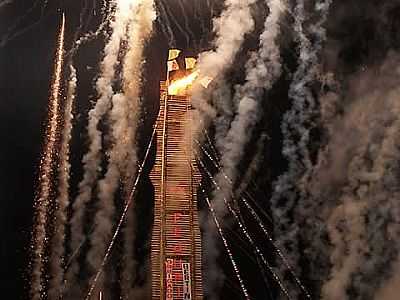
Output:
[150, 50, 206, 299]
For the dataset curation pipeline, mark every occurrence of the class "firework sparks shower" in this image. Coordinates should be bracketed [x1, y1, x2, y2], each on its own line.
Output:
[2, 1, 400, 300]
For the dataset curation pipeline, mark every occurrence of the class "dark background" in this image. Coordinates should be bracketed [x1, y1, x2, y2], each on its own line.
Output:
[1, 0, 400, 299]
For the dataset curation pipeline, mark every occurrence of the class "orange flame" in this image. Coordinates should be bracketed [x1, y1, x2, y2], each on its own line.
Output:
[168, 70, 200, 95]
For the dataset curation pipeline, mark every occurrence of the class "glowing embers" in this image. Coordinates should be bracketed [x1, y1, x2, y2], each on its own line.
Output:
[168, 70, 200, 96]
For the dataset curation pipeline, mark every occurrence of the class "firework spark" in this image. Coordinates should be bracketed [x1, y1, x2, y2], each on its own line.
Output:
[30, 13, 65, 300]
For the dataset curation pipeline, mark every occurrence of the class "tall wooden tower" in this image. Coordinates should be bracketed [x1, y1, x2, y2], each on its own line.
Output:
[149, 51, 203, 300]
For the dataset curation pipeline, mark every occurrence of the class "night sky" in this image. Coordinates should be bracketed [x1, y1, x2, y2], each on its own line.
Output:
[1, 1, 400, 299]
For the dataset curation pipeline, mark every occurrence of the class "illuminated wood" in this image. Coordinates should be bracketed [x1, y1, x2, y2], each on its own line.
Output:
[150, 80, 203, 299]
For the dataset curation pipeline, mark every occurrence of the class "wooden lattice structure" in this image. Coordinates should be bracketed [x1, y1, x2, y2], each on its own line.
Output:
[150, 78, 203, 299]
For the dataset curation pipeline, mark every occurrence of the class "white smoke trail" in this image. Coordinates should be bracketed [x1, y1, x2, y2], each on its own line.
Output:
[192, 0, 207, 49]
[160, 0, 189, 46]
[119, 1, 155, 297]
[270, 0, 332, 284]
[201, 0, 284, 296]
[235, 133, 267, 198]
[48, 65, 77, 300]
[85, 109, 160, 300]
[84, 0, 155, 296]
[191, 0, 257, 129]
[212, 80, 234, 154]
[214, 0, 284, 210]
[70, 0, 116, 56]
[0, 0, 49, 47]
[321, 195, 368, 300]
[66, 1, 137, 294]
[190, 1, 256, 296]
[0, 0, 41, 44]
[30, 14, 65, 300]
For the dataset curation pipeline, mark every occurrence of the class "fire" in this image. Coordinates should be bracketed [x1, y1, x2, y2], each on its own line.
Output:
[168, 70, 200, 96]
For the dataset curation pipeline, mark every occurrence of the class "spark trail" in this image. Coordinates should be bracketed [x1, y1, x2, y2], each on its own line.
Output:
[66, 1, 137, 294]
[155, 0, 175, 46]
[119, 2, 156, 297]
[197, 178, 250, 300]
[48, 65, 77, 300]
[196, 158, 291, 299]
[30, 13, 65, 300]
[197, 136, 310, 298]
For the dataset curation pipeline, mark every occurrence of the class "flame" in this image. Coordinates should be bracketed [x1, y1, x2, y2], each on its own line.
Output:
[168, 70, 200, 95]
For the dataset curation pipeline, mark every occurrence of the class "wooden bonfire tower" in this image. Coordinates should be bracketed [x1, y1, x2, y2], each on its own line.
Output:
[149, 51, 203, 300]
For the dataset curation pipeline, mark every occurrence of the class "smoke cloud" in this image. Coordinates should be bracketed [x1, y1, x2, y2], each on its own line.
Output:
[318, 53, 400, 300]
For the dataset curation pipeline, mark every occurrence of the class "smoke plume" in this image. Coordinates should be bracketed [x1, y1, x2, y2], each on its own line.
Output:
[192, 0, 257, 134]
[83, 0, 155, 297]
[271, 1, 332, 287]
[66, 1, 138, 295]
[193, 0, 258, 296]
[198, 0, 285, 297]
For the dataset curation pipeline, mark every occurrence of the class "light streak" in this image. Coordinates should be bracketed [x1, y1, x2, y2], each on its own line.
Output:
[176, 0, 196, 47]
[195, 134, 272, 223]
[196, 158, 291, 299]
[196, 136, 311, 298]
[197, 179, 250, 300]
[159, 0, 189, 46]
[155, 0, 175, 46]
[0, 0, 49, 47]
[30, 13, 65, 300]
[182, 142, 250, 299]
